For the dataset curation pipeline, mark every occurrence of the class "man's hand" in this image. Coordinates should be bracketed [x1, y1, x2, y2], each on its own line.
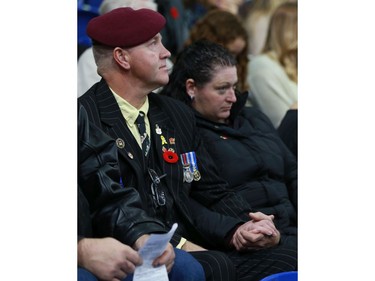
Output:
[133, 234, 150, 251]
[249, 211, 275, 222]
[152, 243, 176, 272]
[78, 237, 142, 281]
[134, 235, 176, 273]
[230, 212, 281, 251]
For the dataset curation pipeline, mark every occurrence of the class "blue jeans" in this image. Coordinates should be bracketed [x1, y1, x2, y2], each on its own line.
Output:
[77, 268, 132, 281]
[78, 248, 205, 281]
[170, 248, 205, 281]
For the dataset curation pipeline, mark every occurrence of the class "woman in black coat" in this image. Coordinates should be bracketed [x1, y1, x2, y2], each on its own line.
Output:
[160, 40, 297, 247]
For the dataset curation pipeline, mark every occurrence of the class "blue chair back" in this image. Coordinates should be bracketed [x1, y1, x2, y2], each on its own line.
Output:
[260, 271, 298, 281]
[77, 0, 102, 47]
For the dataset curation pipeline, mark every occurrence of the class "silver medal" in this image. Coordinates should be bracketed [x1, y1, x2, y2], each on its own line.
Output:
[183, 165, 194, 183]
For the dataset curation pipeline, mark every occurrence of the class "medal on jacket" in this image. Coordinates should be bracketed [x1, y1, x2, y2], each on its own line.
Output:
[189, 151, 201, 181]
[180, 151, 201, 182]
[182, 164, 194, 183]
[193, 169, 201, 181]
[180, 153, 193, 183]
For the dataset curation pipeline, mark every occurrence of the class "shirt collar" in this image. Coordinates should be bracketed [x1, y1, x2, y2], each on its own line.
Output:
[111, 88, 150, 124]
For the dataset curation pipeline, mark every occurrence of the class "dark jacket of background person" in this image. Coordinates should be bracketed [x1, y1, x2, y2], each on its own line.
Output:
[278, 109, 297, 159]
[78, 80, 253, 250]
[78, 104, 167, 244]
[156, 0, 189, 59]
[195, 92, 297, 245]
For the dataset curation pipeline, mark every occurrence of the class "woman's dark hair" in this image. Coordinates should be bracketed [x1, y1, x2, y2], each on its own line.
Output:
[160, 40, 237, 105]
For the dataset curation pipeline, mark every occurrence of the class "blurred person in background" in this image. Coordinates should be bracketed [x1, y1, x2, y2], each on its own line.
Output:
[242, 0, 290, 58]
[247, 2, 297, 129]
[155, 0, 190, 61]
[184, 0, 244, 29]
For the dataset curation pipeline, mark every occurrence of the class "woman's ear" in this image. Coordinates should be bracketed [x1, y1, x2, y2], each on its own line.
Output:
[186, 78, 196, 100]
[113, 47, 130, 69]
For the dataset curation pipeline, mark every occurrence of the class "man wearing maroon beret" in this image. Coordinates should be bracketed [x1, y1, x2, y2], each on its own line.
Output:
[79, 7, 297, 281]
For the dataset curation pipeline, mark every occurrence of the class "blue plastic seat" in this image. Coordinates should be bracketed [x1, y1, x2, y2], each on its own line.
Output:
[77, 0, 103, 47]
[260, 271, 298, 281]
[78, 9, 98, 47]
[84, 0, 103, 13]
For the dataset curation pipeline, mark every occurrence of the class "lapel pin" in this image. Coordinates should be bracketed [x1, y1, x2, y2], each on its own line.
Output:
[163, 150, 179, 164]
[160, 135, 168, 145]
[155, 124, 162, 135]
[116, 138, 125, 149]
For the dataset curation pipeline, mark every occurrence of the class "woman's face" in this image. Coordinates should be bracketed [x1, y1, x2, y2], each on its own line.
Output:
[190, 66, 238, 123]
[226, 37, 246, 58]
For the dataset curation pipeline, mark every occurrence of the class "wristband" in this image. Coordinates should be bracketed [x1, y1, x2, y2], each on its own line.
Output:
[176, 237, 187, 249]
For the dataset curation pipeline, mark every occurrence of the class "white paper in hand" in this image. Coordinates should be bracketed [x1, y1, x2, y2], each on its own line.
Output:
[133, 223, 178, 281]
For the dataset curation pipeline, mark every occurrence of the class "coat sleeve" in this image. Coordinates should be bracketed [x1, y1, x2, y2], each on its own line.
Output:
[185, 127, 256, 249]
[278, 109, 298, 159]
[191, 131, 253, 219]
[243, 107, 298, 210]
[78, 104, 167, 246]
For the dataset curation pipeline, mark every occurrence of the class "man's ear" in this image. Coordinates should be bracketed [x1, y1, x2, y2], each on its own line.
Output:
[113, 47, 130, 69]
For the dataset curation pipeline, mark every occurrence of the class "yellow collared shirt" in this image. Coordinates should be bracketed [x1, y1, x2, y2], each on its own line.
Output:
[112, 90, 151, 149]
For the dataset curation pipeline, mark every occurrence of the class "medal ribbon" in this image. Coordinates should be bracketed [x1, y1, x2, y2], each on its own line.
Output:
[180, 153, 190, 167]
[187, 152, 198, 173]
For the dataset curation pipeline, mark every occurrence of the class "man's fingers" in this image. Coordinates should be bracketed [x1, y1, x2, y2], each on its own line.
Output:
[249, 212, 275, 221]
[166, 261, 174, 272]
[240, 229, 264, 243]
[125, 250, 142, 266]
[112, 268, 128, 281]
[233, 229, 265, 250]
[152, 245, 175, 268]
[119, 260, 137, 275]
[251, 220, 278, 236]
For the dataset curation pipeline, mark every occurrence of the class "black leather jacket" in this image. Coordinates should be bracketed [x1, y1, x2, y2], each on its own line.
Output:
[78, 105, 166, 246]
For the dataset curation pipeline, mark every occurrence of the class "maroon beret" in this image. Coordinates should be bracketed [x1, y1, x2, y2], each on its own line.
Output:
[86, 7, 166, 48]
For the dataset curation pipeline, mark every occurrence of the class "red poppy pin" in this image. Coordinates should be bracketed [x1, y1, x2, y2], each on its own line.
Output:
[170, 7, 179, 19]
[163, 150, 179, 163]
